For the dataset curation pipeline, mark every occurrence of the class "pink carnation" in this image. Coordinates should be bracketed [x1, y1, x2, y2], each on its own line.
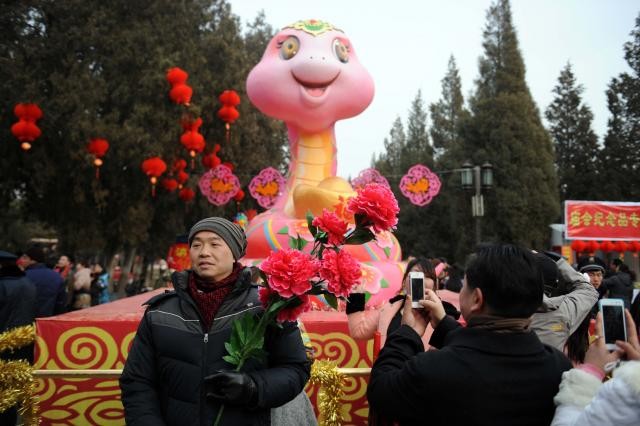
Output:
[258, 287, 311, 323]
[319, 250, 362, 298]
[260, 248, 318, 298]
[347, 183, 399, 233]
[312, 208, 348, 246]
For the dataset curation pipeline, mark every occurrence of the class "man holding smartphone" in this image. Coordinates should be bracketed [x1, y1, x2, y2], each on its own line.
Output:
[368, 244, 572, 425]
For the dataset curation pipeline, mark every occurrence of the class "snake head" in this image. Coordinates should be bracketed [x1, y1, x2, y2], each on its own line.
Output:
[247, 19, 374, 133]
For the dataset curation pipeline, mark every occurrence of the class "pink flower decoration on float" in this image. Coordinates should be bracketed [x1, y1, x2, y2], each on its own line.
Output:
[399, 164, 441, 206]
[312, 209, 348, 246]
[359, 263, 383, 295]
[249, 167, 286, 208]
[287, 220, 315, 242]
[347, 183, 400, 233]
[319, 250, 362, 298]
[198, 165, 241, 206]
[374, 230, 394, 250]
[260, 248, 319, 298]
[351, 168, 390, 190]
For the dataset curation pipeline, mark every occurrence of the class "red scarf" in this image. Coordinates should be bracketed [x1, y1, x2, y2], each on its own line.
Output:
[188, 263, 243, 331]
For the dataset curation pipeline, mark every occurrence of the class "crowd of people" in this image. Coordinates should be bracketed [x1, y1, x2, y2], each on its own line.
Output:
[2, 219, 640, 425]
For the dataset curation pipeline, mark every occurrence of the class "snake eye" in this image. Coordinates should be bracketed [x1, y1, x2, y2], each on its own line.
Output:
[279, 36, 300, 60]
[333, 39, 349, 63]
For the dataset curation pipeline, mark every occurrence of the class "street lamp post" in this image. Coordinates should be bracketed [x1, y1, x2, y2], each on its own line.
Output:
[461, 162, 494, 244]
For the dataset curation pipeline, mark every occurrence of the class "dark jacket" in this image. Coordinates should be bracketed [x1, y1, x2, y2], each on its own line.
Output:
[368, 316, 572, 426]
[120, 268, 311, 426]
[603, 271, 633, 309]
[24, 263, 66, 317]
[0, 266, 37, 362]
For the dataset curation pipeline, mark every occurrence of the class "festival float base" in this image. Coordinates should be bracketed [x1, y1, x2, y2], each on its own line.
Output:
[34, 289, 373, 425]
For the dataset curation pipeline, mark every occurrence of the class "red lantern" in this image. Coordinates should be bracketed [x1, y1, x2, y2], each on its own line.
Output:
[585, 240, 599, 253]
[173, 159, 187, 172]
[630, 241, 640, 252]
[246, 209, 258, 221]
[570, 240, 586, 253]
[614, 241, 628, 253]
[162, 178, 179, 192]
[166, 67, 193, 106]
[233, 189, 245, 202]
[218, 90, 241, 143]
[180, 117, 205, 166]
[11, 103, 43, 151]
[141, 157, 167, 196]
[179, 187, 195, 202]
[166, 67, 188, 86]
[600, 241, 615, 253]
[176, 170, 189, 188]
[87, 138, 110, 179]
[202, 152, 221, 169]
[218, 90, 240, 106]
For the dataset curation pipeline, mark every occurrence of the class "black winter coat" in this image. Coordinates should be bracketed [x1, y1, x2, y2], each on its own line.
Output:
[0, 266, 36, 362]
[119, 268, 311, 426]
[368, 316, 572, 426]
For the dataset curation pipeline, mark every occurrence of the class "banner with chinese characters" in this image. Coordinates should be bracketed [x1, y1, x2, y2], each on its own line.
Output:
[565, 200, 640, 240]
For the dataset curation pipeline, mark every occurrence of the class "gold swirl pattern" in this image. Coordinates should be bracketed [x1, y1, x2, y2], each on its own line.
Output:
[55, 327, 118, 370]
[119, 331, 137, 360]
[307, 332, 360, 366]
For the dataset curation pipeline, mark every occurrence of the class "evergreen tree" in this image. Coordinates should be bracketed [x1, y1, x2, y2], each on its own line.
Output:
[428, 56, 472, 262]
[545, 63, 600, 202]
[430, 56, 466, 160]
[401, 90, 433, 170]
[465, 0, 559, 249]
[373, 117, 405, 177]
[600, 13, 640, 200]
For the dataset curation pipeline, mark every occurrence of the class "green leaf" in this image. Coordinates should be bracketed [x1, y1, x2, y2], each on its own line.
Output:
[380, 278, 389, 289]
[288, 236, 298, 249]
[306, 211, 319, 238]
[234, 316, 247, 345]
[344, 227, 375, 245]
[277, 226, 289, 235]
[324, 293, 338, 310]
[223, 355, 240, 366]
[364, 292, 372, 303]
[224, 342, 237, 357]
[383, 247, 391, 258]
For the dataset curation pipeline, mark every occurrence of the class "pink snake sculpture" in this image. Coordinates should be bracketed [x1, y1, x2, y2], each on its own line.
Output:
[245, 20, 403, 308]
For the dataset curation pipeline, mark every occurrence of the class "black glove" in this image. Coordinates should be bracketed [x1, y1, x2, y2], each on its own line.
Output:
[204, 370, 258, 407]
[346, 293, 366, 314]
[543, 250, 563, 262]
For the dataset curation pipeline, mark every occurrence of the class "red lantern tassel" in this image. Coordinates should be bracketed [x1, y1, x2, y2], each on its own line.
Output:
[95, 166, 100, 180]
[225, 123, 230, 144]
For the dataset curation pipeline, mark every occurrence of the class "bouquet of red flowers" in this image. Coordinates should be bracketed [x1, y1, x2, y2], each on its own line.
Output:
[214, 183, 399, 425]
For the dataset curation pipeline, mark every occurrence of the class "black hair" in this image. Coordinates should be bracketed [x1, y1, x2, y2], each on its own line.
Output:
[565, 313, 591, 364]
[464, 243, 543, 318]
[611, 258, 624, 268]
[402, 257, 436, 289]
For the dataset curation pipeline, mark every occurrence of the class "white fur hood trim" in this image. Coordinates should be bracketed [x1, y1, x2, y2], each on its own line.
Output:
[554, 368, 602, 408]
[613, 360, 640, 395]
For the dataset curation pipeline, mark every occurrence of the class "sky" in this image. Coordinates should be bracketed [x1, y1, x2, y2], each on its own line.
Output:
[229, 0, 638, 178]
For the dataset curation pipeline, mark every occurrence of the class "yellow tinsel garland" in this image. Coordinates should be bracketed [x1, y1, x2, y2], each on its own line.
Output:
[0, 324, 35, 354]
[309, 360, 345, 426]
[0, 325, 39, 424]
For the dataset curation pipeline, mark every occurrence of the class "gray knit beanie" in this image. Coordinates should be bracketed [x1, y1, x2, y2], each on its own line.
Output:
[188, 217, 247, 260]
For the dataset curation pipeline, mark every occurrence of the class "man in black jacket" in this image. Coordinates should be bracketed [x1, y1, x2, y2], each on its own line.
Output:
[120, 217, 311, 425]
[368, 244, 572, 426]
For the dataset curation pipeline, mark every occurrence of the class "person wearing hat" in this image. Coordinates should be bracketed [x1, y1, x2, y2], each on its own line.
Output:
[0, 250, 37, 425]
[603, 258, 633, 309]
[21, 245, 66, 317]
[120, 217, 311, 426]
[531, 251, 599, 352]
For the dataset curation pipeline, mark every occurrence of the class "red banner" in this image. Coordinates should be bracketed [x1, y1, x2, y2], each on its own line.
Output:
[167, 242, 190, 271]
[565, 200, 640, 240]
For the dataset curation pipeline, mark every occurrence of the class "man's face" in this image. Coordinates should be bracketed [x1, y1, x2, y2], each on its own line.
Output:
[57, 256, 70, 267]
[586, 270, 603, 289]
[20, 254, 35, 268]
[189, 231, 235, 282]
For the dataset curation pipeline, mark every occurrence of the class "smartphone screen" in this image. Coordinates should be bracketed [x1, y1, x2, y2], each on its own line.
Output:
[411, 277, 424, 303]
[602, 304, 625, 344]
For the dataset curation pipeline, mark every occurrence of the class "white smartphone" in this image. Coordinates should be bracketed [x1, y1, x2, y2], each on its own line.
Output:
[599, 299, 627, 351]
[409, 271, 425, 308]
